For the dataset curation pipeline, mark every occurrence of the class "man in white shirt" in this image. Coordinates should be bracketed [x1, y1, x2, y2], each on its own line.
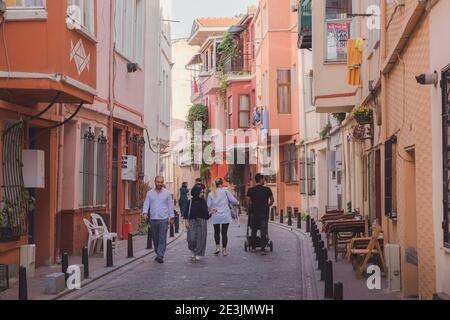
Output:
[143, 176, 175, 263]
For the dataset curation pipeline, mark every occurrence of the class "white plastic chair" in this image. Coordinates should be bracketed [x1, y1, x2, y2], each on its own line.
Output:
[83, 219, 103, 256]
[90, 213, 118, 259]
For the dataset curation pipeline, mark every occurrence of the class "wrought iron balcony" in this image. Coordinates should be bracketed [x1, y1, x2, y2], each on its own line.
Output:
[222, 55, 251, 74]
[298, 0, 312, 49]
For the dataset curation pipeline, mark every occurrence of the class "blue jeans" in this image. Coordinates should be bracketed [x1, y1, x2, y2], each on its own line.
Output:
[150, 219, 169, 259]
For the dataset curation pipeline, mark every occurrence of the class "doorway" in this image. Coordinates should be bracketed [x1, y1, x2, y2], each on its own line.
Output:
[111, 129, 120, 233]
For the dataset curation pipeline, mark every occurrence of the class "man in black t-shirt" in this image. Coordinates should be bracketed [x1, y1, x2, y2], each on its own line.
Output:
[246, 174, 274, 254]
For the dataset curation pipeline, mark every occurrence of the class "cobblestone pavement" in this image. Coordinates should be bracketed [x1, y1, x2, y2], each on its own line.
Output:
[62, 217, 318, 300]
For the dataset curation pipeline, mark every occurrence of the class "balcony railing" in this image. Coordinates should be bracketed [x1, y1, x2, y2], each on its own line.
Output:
[298, 0, 312, 49]
[222, 55, 251, 74]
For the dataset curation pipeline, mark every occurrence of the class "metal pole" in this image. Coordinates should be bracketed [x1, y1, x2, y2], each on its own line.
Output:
[147, 226, 153, 249]
[18, 267, 28, 301]
[334, 282, 343, 300]
[106, 240, 113, 267]
[82, 247, 89, 279]
[324, 261, 334, 299]
[127, 233, 134, 258]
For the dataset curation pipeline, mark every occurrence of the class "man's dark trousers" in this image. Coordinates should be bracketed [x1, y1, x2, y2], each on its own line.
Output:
[250, 216, 268, 251]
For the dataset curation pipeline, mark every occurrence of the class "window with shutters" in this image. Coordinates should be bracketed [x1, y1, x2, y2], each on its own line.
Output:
[282, 144, 298, 183]
[79, 126, 107, 208]
[126, 133, 145, 210]
[300, 148, 307, 194]
[441, 66, 450, 247]
[307, 151, 316, 196]
[277, 69, 291, 114]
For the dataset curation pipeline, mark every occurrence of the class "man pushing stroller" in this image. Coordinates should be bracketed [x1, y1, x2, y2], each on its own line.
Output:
[246, 174, 275, 255]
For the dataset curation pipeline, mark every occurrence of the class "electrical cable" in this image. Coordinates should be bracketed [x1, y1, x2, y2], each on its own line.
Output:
[2, 92, 61, 138]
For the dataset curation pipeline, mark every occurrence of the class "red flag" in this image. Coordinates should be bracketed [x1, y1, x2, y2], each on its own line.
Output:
[193, 77, 199, 94]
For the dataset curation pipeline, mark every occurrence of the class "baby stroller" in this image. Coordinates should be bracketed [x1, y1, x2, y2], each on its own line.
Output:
[244, 218, 274, 252]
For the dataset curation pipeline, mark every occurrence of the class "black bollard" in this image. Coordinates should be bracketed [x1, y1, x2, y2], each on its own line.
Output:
[147, 226, 153, 249]
[318, 240, 324, 263]
[295, 209, 301, 229]
[270, 207, 275, 221]
[106, 240, 113, 267]
[175, 215, 180, 233]
[280, 209, 284, 224]
[82, 247, 89, 279]
[127, 233, 134, 258]
[334, 282, 344, 300]
[324, 260, 334, 299]
[18, 266, 28, 301]
[170, 222, 175, 238]
[62, 252, 69, 282]
[287, 208, 293, 226]
[306, 215, 311, 233]
[320, 248, 328, 281]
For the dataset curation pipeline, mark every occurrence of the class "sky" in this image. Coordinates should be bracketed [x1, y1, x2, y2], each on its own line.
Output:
[171, 0, 259, 40]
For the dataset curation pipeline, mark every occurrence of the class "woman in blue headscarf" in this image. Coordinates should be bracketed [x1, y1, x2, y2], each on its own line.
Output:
[183, 184, 211, 262]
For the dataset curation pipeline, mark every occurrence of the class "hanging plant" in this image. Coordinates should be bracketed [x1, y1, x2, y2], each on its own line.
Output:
[352, 105, 373, 125]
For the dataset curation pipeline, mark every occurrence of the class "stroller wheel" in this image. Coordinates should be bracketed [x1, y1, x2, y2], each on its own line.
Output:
[244, 241, 248, 252]
[269, 241, 274, 252]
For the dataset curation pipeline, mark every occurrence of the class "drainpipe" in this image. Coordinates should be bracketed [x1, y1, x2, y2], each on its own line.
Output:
[107, 0, 115, 218]
[380, 0, 389, 242]
[300, 49, 310, 213]
[55, 103, 65, 263]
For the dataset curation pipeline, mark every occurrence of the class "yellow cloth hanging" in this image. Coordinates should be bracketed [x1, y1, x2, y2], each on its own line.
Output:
[346, 38, 363, 86]
[355, 37, 365, 52]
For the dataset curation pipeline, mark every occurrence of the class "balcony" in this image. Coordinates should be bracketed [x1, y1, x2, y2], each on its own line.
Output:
[0, 2, 97, 106]
[298, 0, 312, 49]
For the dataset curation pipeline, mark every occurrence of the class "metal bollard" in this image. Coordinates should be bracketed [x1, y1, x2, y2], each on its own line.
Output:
[127, 233, 134, 258]
[295, 209, 301, 229]
[106, 240, 113, 267]
[147, 226, 153, 249]
[18, 266, 28, 301]
[324, 260, 334, 299]
[287, 208, 293, 226]
[82, 247, 89, 279]
[175, 215, 180, 233]
[320, 248, 328, 281]
[280, 209, 284, 224]
[62, 252, 69, 282]
[318, 240, 324, 264]
[170, 222, 175, 238]
[334, 282, 343, 300]
[270, 207, 275, 221]
[306, 215, 311, 233]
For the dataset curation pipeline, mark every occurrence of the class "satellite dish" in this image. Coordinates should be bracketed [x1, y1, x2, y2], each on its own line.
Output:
[66, 5, 82, 30]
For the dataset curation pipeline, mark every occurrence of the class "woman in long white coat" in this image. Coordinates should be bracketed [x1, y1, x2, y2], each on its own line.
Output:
[207, 178, 240, 256]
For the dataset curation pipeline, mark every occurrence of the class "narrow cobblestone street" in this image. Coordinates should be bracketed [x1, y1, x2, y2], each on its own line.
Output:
[61, 218, 318, 300]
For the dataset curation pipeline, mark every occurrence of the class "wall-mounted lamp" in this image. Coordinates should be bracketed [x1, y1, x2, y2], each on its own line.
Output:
[415, 71, 438, 87]
[127, 62, 138, 73]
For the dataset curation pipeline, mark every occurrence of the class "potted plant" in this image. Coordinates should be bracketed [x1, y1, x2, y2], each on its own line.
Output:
[352, 105, 373, 125]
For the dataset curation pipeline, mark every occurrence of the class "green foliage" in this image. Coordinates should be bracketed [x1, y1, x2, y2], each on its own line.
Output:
[320, 123, 332, 140]
[227, 164, 245, 190]
[186, 104, 209, 133]
[332, 113, 347, 124]
[138, 216, 148, 236]
[217, 31, 240, 62]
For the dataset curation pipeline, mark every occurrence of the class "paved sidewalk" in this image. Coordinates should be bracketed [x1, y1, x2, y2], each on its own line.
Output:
[271, 215, 401, 300]
[0, 230, 183, 300]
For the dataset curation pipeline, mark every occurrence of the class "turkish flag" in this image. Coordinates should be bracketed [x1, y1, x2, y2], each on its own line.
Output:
[193, 77, 199, 93]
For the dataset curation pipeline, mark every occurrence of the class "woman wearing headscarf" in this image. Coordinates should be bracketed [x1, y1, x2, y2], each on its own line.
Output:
[207, 178, 240, 256]
[179, 182, 189, 215]
[183, 184, 211, 262]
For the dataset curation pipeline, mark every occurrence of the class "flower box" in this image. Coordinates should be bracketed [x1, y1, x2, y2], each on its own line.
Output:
[354, 113, 373, 125]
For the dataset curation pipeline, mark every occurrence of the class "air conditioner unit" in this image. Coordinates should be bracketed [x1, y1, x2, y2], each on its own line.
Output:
[385, 244, 401, 292]
[20, 245, 36, 278]
[121, 155, 137, 181]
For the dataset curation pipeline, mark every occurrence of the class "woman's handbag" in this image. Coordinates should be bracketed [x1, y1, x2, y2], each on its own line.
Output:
[186, 199, 197, 251]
